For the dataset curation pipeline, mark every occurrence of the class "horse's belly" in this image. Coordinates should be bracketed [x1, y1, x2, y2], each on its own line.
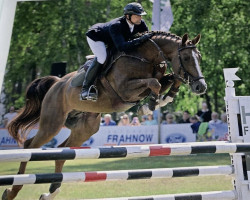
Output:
[73, 100, 133, 113]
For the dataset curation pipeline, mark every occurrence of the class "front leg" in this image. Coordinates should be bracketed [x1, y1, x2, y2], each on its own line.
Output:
[120, 78, 161, 102]
[148, 92, 159, 111]
[138, 78, 182, 116]
[148, 74, 179, 111]
[158, 79, 182, 108]
[159, 73, 175, 94]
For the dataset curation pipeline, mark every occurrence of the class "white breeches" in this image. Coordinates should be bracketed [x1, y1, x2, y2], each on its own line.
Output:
[86, 36, 107, 64]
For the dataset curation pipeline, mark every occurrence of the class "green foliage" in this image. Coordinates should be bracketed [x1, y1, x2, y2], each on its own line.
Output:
[168, 0, 249, 114]
[4, 0, 153, 109]
[3, 0, 249, 115]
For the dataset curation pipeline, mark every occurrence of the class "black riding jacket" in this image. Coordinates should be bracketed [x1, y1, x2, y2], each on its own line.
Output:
[86, 16, 148, 52]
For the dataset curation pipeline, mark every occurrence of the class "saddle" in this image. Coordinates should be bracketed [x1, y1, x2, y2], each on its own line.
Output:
[70, 50, 119, 87]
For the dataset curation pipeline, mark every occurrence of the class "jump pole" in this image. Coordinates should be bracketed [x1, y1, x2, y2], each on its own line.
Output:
[0, 165, 233, 186]
[83, 190, 237, 200]
[1, 142, 250, 162]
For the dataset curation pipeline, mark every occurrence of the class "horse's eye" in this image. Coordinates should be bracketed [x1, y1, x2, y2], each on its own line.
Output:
[184, 55, 190, 61]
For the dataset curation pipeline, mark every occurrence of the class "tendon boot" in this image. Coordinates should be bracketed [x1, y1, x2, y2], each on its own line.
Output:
[80, 58, 102, 101]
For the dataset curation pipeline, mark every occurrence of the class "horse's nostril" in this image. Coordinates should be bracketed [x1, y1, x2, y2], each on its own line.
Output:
[196, 84, 200, 92]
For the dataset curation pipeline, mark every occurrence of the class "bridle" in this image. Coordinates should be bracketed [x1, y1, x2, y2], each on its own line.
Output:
[148, 39, 204, 85]
[175, 44, 204, 85]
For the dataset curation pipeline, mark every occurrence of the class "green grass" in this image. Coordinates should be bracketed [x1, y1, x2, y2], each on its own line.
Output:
[0, 154, 233, 200]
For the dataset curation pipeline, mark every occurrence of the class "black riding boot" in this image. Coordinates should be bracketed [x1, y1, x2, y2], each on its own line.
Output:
[80, 58, 102, 101]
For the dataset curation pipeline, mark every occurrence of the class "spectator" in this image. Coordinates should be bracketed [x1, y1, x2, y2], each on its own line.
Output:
[221, 113, 227, 124]
[130, 116, 141, 126]
[208, 112, 228, 141]
[100, 117, 104, 125]
[162, 113, 176, 125]
[219, 113, 229, 140]
[179, 110, 190, 123]
[0, 121, 4, 128]
[190, 116, 201, 133]
[153, 109, 161, 123]
[209, 112, 222, 125]
[197, 102, 212, 122]
[118, 114, 130, 126]
[102, 114, 116, 126]
[143, 114, 157, 125]
[140, 115, 147, 125]
[3, 106, 17, 127]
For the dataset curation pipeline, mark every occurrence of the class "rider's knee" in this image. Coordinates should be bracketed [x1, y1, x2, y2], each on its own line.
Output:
[97, 55, 106, 64]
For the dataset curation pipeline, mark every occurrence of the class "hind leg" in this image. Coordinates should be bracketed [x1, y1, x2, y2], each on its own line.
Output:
[2, 105, 68, 200]
[39, 112, 101, 200]
[1, 162, 28, 200]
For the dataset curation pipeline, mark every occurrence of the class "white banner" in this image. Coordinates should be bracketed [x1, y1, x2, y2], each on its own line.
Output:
[0, 124, 196, 149]
[239, 97, 250, 142]
[160, 123, 196, 143]
[152, 0, 174, 31]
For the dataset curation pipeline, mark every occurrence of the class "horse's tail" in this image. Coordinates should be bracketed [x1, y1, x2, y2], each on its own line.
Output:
[7, 76, 59, 145]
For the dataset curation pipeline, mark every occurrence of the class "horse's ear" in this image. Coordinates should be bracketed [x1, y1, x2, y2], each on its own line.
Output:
[181, 33, 189, 46]
[192, 34, 201, 45]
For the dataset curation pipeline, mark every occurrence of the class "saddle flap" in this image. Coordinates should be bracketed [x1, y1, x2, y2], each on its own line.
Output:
[70, 49, 119, 87]
[70, 66, 87, 87]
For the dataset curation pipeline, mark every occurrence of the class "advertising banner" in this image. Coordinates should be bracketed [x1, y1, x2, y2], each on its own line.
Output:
[160, 124, 196, 143]
[0, 124, 196, 149]
[239, 97, 250, 142]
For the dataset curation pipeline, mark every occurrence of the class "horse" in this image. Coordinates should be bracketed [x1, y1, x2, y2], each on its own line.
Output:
[2, 31, 207, 200]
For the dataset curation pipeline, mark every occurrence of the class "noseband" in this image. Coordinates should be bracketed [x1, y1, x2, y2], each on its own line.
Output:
[175, 45, 204, 85]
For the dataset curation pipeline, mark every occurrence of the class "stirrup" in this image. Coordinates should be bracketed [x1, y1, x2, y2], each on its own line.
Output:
[81, 85, 98, 102]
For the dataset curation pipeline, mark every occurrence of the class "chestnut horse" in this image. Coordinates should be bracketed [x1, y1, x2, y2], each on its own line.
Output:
[2, 32, 206, 200]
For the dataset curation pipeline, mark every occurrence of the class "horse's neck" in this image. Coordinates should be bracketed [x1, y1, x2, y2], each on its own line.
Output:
[133, 38, 177, 65]
[152, 36, 180, 61]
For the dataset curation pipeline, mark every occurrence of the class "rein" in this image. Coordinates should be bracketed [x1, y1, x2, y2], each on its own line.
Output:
[103, 38, 169, 76]
[176, 45, 204, 84]
[102, 53, 151, 76]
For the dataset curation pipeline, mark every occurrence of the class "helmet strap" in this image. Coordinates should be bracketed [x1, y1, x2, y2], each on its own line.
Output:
[126, 15, 134, 25]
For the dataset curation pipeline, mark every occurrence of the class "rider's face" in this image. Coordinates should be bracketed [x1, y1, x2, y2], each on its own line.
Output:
[130, 15, 142, 25]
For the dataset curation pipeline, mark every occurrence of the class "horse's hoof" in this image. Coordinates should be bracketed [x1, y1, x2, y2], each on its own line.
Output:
[39, 194, 49, 200]
[148, 102, 156, 111]
[2, 189, 12, 200]
[39, 189, 60, 200]
[137, 104, 153, 116]
[2, 189, 8, 200]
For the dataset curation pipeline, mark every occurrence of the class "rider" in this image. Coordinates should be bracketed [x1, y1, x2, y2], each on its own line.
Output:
[81, 2, 153, 101]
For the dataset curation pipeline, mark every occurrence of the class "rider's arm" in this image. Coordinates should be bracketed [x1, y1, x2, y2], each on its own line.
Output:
[140, 20, 149, 32]
[109, 23, 150, 52]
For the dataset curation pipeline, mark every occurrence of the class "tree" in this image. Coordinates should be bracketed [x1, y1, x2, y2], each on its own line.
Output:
[4, 0, 153, 109]
[166, 0, 249, 115]
[3, 0, 249, 116]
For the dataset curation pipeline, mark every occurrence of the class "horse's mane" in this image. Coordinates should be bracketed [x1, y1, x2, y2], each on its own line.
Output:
[133, 31, 182, 41]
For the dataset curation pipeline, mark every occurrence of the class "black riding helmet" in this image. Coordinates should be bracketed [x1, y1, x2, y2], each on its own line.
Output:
[123, 2, 147, 16]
